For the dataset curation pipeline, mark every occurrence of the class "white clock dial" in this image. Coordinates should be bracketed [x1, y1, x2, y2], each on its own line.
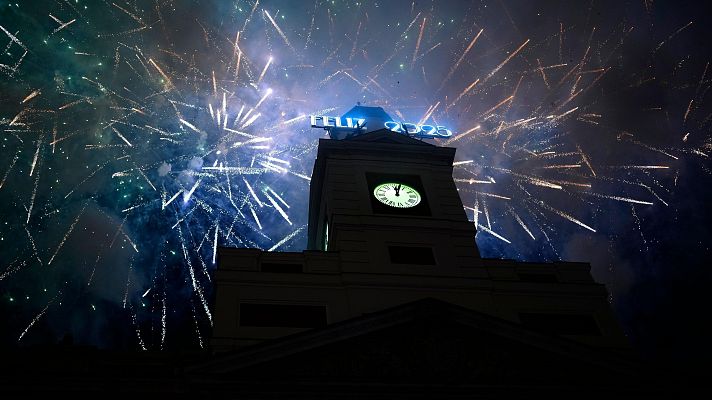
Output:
[373, 182, 421, 208]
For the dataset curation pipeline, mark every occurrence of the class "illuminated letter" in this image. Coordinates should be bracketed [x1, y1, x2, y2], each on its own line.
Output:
[310, 115, 326, 128]
[420, 124, 437, 136]
[384, 121, 402, 132]
[436, 126, 453, 138]
[354, 118, 366, 129]
[335, 117, 352, 128]
[401, 123, 421, 135]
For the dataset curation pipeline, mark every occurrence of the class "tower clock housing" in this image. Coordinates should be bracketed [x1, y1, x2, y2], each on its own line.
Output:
[306, 129, 482, 274]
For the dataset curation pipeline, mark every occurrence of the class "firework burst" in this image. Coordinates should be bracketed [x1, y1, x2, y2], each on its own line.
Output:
[0, 0, 708, 349]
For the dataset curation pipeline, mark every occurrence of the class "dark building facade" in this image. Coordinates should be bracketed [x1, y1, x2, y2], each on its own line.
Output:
[212, 108, 629, 354]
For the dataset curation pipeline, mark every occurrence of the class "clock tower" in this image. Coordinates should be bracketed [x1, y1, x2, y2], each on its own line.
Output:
[306, 120, 483, 274]
[212, 106, 628, 353]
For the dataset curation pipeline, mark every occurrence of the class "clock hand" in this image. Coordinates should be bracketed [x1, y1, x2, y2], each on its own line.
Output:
[395, 184, 401, 196]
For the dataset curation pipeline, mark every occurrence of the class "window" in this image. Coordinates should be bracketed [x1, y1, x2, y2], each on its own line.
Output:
[323, 219, 329, 251]
[239, 303, 327, 328]
[518, 312, 601, 336]
[260, 263, 303, 273]
[388, 246, 436, 265]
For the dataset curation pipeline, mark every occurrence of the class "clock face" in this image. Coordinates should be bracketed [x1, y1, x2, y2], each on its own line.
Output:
[373, 182, 421, 208]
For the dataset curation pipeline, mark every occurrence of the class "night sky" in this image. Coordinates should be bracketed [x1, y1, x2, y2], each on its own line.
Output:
[1, 0, 711, 370]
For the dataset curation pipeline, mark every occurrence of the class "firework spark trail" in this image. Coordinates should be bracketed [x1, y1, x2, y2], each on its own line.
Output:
[411, 16, 426, 69]
[0, 259, 25, 282]
[26, 165, 41, 224]
[112, 126, 133, 146]
[253, 88, 273, 113]
[491, 167, 563, 190]
[483, 198, 492, 229]
[160, 274, 167, 350]
[507, 205, 535, 240]
[438, 28, 483, 92]
[191, 302, 204, 349]
[130, 306, 147, 351]
[470, 191, 511, 200]
[585, 192, 654, 205]
[263, 10, 296, 53]
[243, 177, 263, 207]
[49, 14, 76, 34]
[18, 298, 54, 342]
[24, 225, 43, 265]
[369, 12, 421, 76]
[477, 224, 511, 244]
[162, 189, 183, 210]
[212, 222, 219, 264]
[29, 140, 41, 177]
[268, 226, 305, 251]
[577, 144, 596, 176]
[623, 138, 680, 160]
[535, 200, 596, 232]
[455, 178, 494, 184]
[256, 57, 273, 85]
[240, 112, 261, 129]
[48, 202, 89, 265]
[482, 39, 530, 85]
[266, 187, 290, 209]
[0, 24, 27, 50]
[148, 58, 174, 89]
[233, 32, 243, 80]
[480, 95, 514, 118]
[0, 153, 21, 189]
[87, 247, 104, 286]
[473, 197, 480, 227]
[177, 224, 213, 326]
[631, 204, 649, 253]
[442, 124, 481, 145]
[111, 2, 145, 26]
[289, 171, 312, 181]
[447, 78, 480, 110]
[183, 178, 202, 204]
[64, 162, 109, 199]
[109, 216, 127, 249]
[418, 102, 440, 125]
[21, 89, 41, 104]
[264, 190, 292, 225]
[349, 21, 362, 61]
[608, 165, 670, 170]
[654, 20, 693, 54]
[122, 229, 139, 253]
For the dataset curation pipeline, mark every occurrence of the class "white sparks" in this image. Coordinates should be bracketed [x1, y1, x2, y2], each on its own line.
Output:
[243, 177, 263, 207]
[212, 223, 219, 264]
[268, 226, 305, 252]
[477, 224, 511, 244]
[162, 189, 183, 209]
[48, 202, 88, 265]
[183, 178, 202, 204]
[264, 190, 292, 225]
[266, 187, 290, 209]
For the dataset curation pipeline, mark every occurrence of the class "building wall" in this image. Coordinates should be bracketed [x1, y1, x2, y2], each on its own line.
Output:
[213, 134, 628, 353]
[212, 248, 628, 351]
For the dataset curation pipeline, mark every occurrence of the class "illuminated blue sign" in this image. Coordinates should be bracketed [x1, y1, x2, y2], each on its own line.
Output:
[310, 115, 452, 139]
